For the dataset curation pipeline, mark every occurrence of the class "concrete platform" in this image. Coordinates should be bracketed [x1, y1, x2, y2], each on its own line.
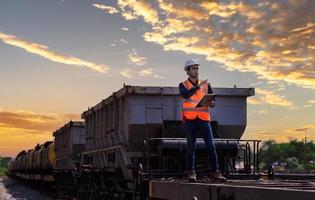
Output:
[149, 179, 315, 200]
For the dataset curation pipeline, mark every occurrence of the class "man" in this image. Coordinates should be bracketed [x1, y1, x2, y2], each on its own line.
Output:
[179, 59, 226, 182]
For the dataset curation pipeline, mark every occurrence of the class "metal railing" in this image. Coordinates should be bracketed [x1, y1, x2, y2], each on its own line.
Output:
[141, 138, 261, 180]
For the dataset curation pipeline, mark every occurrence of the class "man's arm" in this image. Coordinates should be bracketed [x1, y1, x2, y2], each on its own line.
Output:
[208, 83, 215, 101]
[208, 83, 213, 94]
[179, 83, 199, 99]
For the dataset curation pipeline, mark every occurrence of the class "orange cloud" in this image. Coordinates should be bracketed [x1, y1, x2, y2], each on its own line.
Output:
[92, 3, 119, 14]
[257, 110, 269, 115]
[244, 124, 315, 143]
[123, 48, 164, 79]
[287, 124, 315, 133]
[244, 129, 315, 143]
[0, 32, 110, 74]
[110, 0, 315, 89]
[95, 1, 159, 23]
[0, 110, 80, 131]
[119, 67, 165, 79]
[248, 88, 293, 107]
[309, 99, 315, 104]
[138, 68, 153, 76]
[120, 68, 133, 78]
[0, 125, 52, 157]
[121, 27, 129, 31]
[128, 48, 147, 66]
[0, 109, 80, 157]
[117, 0, 159, 24]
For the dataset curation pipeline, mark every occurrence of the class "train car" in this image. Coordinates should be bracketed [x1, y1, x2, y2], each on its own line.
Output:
[41, 141, 55, 172]
[34, 144, 43, 171]
[53, 121, 85, 170]
[9, 151, 26, 173]
[8, 141, 55, 183]
[78, 84, 255, 199]
[53, 121, 86, 197]
[20, 151, 26, 172]
[7, 122, 84, 198]
[26, 149, 35, 172]
[7, 84, 315, 200]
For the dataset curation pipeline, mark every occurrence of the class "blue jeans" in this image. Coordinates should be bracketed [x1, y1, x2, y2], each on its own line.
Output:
[185, 118, 219, 171]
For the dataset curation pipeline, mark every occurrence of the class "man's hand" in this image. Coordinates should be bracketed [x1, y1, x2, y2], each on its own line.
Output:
[204, 100, 215, 107]
[198, 79, 208, 88]
[209, 100, 215, 108]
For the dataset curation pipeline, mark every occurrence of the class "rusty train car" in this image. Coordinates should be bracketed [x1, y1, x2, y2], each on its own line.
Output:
[7, 85, 315, 200]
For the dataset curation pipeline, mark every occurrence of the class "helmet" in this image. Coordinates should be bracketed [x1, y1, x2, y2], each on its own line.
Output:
[184, 59, 199, 70]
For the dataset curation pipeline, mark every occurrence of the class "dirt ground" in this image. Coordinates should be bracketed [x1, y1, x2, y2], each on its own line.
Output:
[0, 176, 53, 200]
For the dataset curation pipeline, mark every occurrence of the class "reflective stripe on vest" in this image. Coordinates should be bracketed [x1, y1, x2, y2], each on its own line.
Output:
[182, 108, 210, 112]
[183, 99, 199, 103]
[181, 79, 211, 121]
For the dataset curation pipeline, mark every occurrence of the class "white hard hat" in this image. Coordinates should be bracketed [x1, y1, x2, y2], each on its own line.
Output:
[184, 59, 199, 70]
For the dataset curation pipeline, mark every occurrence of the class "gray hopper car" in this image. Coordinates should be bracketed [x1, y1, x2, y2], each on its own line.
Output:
[81, 85, 254, 179]
[53, 121, 85, 170]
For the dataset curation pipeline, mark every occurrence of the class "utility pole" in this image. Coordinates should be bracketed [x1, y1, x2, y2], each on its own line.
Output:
[304, 129, 308, 166]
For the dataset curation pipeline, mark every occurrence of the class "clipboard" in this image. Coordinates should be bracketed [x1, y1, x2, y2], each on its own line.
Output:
[195, 94, 216, 107]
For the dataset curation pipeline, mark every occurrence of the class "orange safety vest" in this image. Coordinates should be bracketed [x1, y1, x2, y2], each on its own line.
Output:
[181, 79, 211, 122]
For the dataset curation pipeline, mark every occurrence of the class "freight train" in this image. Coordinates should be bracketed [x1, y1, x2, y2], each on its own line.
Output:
[8, 141, 55, 183]
[8, 84, 315, 200]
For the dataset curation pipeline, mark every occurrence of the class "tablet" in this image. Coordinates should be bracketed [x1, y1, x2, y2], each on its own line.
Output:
[195, 94, 216, 107]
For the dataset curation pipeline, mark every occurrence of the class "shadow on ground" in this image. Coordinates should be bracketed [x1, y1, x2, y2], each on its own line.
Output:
[0, 176, 53, 200]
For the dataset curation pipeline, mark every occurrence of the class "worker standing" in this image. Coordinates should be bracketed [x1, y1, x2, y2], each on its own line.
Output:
[179, 59, 226, 182]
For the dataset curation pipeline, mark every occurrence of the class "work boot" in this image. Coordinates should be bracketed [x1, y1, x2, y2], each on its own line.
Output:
[210, 171, 226, 182]
[187, 170, 197, 182]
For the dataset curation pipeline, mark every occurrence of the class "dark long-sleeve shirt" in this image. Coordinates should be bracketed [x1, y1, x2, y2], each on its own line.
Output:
[179, 78, 213, 99]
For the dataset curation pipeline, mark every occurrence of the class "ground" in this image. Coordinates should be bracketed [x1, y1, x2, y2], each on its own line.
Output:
[0, 176, 53, 200]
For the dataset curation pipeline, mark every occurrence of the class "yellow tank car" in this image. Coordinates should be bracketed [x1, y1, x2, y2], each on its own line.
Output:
[26, 149, 35, 172]
[11, 151, 25, 172]
[34, 144, 43, 170]
[21, 153, 26, 171]
[17, 156, 22, 171]
[13, 156, 18, 172]
[41, 141, 56, 170]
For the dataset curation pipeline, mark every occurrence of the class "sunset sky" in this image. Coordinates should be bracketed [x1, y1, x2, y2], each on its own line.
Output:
[0, 0, 315, 157]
